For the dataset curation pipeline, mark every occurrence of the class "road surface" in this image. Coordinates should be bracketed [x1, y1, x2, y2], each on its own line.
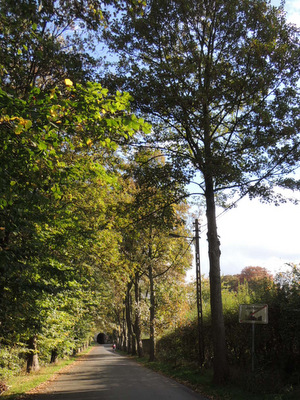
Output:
[29, 344, 208, 400]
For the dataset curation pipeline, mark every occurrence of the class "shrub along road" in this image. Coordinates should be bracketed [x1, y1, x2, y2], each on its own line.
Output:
[27, 345, 208, 400]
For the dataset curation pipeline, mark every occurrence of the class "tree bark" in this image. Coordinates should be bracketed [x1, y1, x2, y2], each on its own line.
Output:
[125, 282, 133, 354]
[134, 271, 144, 358]
[131, 333, 137, 355]
[205, 176, 229, 383]
[148, 263, 156, 362]
[27, 335, 40, 373]
[121, 308, 127, 351]
[50, 348, 58, 364]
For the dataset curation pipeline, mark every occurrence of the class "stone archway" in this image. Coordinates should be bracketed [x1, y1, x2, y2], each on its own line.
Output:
[96, 332, 106, 344]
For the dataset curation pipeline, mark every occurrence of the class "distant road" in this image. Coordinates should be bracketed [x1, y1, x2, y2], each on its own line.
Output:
[29, 344, 208, 400]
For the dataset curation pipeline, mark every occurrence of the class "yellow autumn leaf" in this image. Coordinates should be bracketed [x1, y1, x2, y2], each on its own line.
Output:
[86, 138, 92, 146]
[50, 89, 56, 99]
[64, 78, 73, 87]
[15, 124, 23, 135]
[25, 120, 32, 130]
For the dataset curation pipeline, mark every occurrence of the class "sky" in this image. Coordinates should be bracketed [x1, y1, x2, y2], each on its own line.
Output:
[188, 188, 300, 280]
[273, 0, 300, 25]
[187, 0, 300, 279]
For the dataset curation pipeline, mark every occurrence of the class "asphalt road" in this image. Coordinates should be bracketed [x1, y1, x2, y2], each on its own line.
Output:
[29, 344, 208, 400]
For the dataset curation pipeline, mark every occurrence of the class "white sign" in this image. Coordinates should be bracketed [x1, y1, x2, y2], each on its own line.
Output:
[239, 304, 268, 324]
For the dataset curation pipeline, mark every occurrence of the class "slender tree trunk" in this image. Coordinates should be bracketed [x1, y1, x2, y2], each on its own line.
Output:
[134, 272, 144, 358]
[125, 282, 133, 354]
[50, 348, 58, 364]
[131, 332, 137, 355]
[27, 335, 40, 373]
[121, 308, 127, 351]
[205, 176, 229, 383]
[148, 263, 156, 362]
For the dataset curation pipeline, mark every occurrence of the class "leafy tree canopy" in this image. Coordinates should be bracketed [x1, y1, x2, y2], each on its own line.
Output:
[101, 0, 300, 383]
[104, 0, 300, 204]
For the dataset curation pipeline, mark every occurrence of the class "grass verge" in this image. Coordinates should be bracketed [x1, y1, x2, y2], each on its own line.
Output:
[121, 353, 299, 400]
[2, 347, 299, 400]
[2, 345, 95, 400]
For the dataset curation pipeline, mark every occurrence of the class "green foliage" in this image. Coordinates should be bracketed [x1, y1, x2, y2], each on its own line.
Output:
[0, 0, 155, 385]
[104, 0, 300, 383]
[157, 264, 300, 395]
[0, 346, 26, 381]
[157, 319, 199, 365]
[2, 346, 94, 397]
[104, 148, 193, 359]
[1, 0, 299, 392]
[133, 355, 300, 400]
[0, 79, 146, 338]
[0, 0, 105, 95]
[105, 0, 300, 202]
[0, 57, 149, 383]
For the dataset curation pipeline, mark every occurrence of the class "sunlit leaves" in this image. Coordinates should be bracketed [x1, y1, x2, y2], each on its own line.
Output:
[64, 78, 73, 87]
[0, 79, 150, 366]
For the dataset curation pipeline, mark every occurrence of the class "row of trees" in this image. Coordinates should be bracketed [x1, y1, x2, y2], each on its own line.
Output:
[1, 0, 299, 387]
[109, 150, 193, 361]
[100, 0, 300, 383]
[0, 0, 193, 382]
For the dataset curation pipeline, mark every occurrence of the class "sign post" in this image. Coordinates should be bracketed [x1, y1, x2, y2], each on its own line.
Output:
[239, 304, 268, 371]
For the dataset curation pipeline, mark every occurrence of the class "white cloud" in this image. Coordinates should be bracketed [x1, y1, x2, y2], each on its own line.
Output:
[201, 196, 300, 277]
[286, 0, 300, 25]
[272, 0, 300, 25]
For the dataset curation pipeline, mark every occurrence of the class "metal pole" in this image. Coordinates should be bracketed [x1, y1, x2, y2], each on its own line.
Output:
[252, 323, 255, 372]
[194, 219, 204, 365]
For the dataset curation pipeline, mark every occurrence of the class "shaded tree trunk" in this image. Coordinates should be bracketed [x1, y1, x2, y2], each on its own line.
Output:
[125, 281, 133, 354]
[131, 332, 137, 355]
[50, 348, 58, 364]
[121, 308, 127, 351]
[27, 335, 40, 373]
[134, 271, 144, 358]
[148, 263, 156, 362]
[205, 176, 229, 383]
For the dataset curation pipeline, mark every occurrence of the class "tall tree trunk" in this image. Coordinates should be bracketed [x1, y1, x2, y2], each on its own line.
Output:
[148, 263, 156, 362]
[134, 271, 144, 358]
[205, 176, 229, 383]
[125, 282, 133, 354]
[121, 308, 127, 351]
[27, 335, 40, 373]
[131, 332, 137, 355]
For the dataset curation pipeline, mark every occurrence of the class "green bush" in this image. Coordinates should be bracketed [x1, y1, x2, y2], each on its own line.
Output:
[0, 345, 26, 381]
[157, 265, 300, 393]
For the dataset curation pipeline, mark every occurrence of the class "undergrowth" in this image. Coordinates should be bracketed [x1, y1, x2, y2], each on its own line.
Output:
[128, 354, 300, 400]
[1, 345, 94, 400]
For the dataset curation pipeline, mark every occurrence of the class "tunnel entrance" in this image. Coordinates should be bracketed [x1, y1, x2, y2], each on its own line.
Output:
[96, 333, 106, 344]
